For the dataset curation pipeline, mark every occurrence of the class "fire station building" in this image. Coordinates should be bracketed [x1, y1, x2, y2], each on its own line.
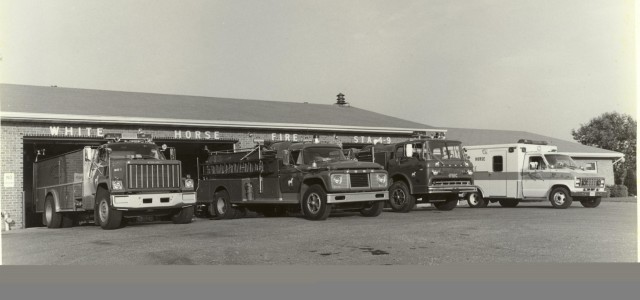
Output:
[0, 84, 624, 229]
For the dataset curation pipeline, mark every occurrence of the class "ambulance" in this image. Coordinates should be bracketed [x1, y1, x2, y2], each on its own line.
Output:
[463, 139, 606, 209]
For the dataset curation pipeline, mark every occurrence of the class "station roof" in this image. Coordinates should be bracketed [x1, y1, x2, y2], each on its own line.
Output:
[0, 84, 622, 157]
[445, 127, 623, 158]
[0, 84, 437, 134]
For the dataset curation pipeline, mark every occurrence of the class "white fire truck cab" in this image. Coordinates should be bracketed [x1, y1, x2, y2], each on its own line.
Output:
[463, 139, 606, 209]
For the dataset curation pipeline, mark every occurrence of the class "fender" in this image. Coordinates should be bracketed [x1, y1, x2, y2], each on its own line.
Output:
[389, 172, 413, 193]
[546, 184, 571, 198]
[299, 175, 328, 200]
[45, 189, 62, 212]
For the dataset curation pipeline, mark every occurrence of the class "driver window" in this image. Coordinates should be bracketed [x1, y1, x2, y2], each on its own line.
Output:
[528, 156, 546, 170]
[412, 143, 423, 158]
[290, 150, 301, 165]
[98, 148, 107, 163]
[395, 146, 404, 158]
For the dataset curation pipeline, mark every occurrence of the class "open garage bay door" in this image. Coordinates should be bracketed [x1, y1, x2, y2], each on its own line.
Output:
[22, 135, 237, 227]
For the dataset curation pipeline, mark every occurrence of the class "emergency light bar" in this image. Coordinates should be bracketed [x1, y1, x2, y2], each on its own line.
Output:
[517, 139, 548, 145]
[104, 133, 153, 142]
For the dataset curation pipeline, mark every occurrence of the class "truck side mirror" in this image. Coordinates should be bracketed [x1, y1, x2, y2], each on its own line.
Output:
[282, 150, 290, 166]
[405, 144, 413, 158]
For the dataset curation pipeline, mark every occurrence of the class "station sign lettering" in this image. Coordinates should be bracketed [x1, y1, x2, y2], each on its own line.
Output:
[174, 130, 220, 140]
[49, 126, 105, 137]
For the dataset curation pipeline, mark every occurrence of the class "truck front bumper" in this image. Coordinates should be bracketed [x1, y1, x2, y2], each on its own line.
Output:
[111, 192, 196, 210]
[428, 185, 478, 194]
[571, 191, 608, 198]
[326, 191, 388, 204]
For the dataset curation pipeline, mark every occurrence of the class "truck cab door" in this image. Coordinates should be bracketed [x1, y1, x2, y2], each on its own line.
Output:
[278, 150, 302, 194]
[522, 154, 549, 198]
[393, 143, 426, 190]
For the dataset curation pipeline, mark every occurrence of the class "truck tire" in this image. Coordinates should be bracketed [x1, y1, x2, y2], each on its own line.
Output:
[301, 185, 331, 220]
[97, 190, 123, 230]
[172, 206, 195, 224]
[43, 195, 63, 228]
[466, 192, 485, 208]
[498, 199, 519, 207]
[549, 187, 572, 209]
[360, 201, 384, 217]
[434, 195, 458, 211]
[213, 190, 237, 219]
[388, 181, 415, 213]
[580, 197, 601, 208]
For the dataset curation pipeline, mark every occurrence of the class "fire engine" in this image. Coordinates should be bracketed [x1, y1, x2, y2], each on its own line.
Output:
[356, 137, 477, 212]
[195, 140, 389, 220]
[463, 139, 606, 208]
[34, 133, 196, 230]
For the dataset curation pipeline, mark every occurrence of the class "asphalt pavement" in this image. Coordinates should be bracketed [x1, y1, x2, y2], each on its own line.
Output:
[1, 200, 636, 265]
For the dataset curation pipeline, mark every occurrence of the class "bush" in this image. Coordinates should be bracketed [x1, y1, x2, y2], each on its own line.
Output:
[607, 185, 629, 197]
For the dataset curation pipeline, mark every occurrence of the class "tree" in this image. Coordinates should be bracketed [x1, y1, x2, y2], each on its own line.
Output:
[571, 112, 636, 195]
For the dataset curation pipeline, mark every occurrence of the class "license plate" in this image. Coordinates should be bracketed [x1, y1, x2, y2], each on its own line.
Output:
[589, 191, 595, 196]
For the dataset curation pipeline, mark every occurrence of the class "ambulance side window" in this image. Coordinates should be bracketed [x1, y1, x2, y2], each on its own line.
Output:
[493, 156, 503, 172]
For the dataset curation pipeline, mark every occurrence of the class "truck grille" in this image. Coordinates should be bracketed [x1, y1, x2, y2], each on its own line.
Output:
[579, 177, 604, 187]
[127, 163, 181, 189]
[431, 179, 472, 186]
[350, 173, 370, 188]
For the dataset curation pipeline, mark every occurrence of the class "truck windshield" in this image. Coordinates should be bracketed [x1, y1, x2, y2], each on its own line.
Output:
[303, 147, 347, 164]
[427, 141, 462, 160]
[544, 154, 578, 170]
[107, 143, 166, 160]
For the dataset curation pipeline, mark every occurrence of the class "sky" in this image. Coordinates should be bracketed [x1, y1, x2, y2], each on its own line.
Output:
[0, 0, 636, 141]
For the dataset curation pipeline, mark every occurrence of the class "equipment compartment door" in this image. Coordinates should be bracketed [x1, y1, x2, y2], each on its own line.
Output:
[482, 150, 508, 197]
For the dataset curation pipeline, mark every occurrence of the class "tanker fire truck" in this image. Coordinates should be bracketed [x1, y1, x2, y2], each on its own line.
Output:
[34, 133, 196, 230]
[463, 139, 606, 208]
[195, 140, 389, 221]
[356, 137, 477, 212]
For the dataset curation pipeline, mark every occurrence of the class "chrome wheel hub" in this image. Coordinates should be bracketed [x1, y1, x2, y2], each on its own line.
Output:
[307, 193, 321, 214]
[391, 189, 406, 206]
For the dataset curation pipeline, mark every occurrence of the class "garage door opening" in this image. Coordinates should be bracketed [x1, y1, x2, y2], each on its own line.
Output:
[23, 136, 105, 227]
[22, 135, 236, 228]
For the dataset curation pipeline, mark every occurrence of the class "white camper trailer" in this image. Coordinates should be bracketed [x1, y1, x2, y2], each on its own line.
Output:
[463, 140, 606, 209]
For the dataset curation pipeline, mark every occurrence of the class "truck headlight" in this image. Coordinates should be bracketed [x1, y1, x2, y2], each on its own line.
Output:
[574, 178, 581, 187]
[330, 174, 349, 189]
[112, 180, 123, 190]
[463, 162, 470, 167]
[184, 179, 194, 189]
[598, 179, 604, 187]
[432, 170, 440, 176]
[370, 173, 388, 188]
[465, 169, 473, 175]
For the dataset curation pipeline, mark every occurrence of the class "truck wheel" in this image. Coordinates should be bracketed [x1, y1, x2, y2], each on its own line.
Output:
[301, 185, 331, 220]
[97, 190, 123, 230]
[549, 187, 572, 209]
[466, 192, 485, 208]
[498, 199, 519, 207]
[214, 190, 237, 219]
[172, 206, 195, 224]
[580, 197, 601, 208]
[388, 181, 415, 213]
[43, 195, 62, 228]
[360, 201, 384, 217]
[434, 195, 458, 211]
